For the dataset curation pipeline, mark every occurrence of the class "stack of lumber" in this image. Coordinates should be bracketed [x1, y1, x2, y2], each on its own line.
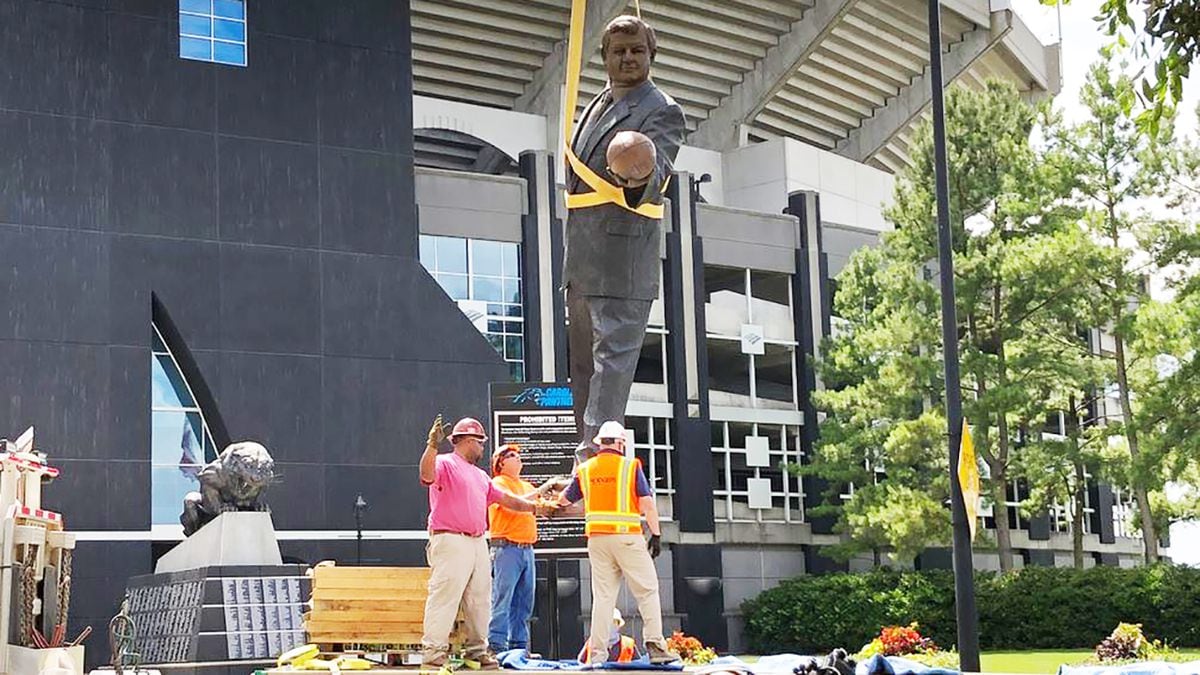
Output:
[305, 565, 459, 649]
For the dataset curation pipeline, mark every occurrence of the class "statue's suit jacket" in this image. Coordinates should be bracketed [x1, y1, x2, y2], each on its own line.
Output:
[564, 79, 687, 301]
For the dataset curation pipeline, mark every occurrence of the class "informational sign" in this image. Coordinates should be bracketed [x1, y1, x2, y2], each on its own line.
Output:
[740, 323, 765, 354]
[489, 382, 586, 555]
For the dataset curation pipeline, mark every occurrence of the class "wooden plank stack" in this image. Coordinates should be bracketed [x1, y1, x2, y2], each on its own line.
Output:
[305, 564, 460, 653]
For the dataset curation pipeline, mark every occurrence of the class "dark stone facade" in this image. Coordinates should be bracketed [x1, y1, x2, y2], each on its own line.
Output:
[0, 0, 505, 665]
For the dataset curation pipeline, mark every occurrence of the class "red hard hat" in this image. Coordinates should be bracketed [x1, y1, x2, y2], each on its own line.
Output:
[450, 417, 487, 440]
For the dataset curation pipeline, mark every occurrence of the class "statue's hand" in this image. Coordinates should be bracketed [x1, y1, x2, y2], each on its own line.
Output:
[427, 414, 448, 448]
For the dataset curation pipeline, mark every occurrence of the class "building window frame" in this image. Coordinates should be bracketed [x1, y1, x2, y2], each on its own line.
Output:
[627, 416, 674, 521]
[150, 322, 218, 527]
[419, 234, 525, 381]
[179, 0, 248, 67]
[704, 266, 799, 410]
[711, 419, 804, 524]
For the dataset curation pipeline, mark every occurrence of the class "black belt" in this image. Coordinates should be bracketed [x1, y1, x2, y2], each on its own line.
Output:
[491, 538, 534, 548]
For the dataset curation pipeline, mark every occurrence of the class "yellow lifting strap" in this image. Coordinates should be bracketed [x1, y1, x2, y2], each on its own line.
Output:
[562, 0, 665, 220]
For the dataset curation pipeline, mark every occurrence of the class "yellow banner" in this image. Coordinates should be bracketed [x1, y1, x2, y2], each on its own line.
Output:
[958, 419, 980, 541]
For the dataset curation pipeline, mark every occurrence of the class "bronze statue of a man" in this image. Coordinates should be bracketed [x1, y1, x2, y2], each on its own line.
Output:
[563, 15, 686, 460]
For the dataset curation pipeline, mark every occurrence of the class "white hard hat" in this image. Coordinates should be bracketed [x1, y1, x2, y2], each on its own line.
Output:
[612, 608, 625, 628]
[593, 421, 627, 446]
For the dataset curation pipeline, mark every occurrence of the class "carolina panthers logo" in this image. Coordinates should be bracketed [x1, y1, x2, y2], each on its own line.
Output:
[513, 387, 573, 408]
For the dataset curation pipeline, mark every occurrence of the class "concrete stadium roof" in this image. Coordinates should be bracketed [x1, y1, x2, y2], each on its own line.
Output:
[410, 0, 1060, 173]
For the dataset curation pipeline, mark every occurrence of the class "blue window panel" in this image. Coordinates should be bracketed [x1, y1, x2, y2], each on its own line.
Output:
[151, 411, 206, 465]
[505, 336, 524, 361]
[180, 13, 212, 37]
[503, 278, 521, 304]
[180, 0, 211, 13]
[509, 361, 525, 382]
[471, 240, 504, 276]
[419, 235, 435, 267]
[213, 0, 245, 20]
[213, 18, 245, 41]
[180, 36, 212, 61]
[434, 236, 467, 274]
[501, 242, 520, 277]
[436, 273, 469, 300]
[473, 276, 504, 303]
[151, 465, 201, 525]
[152, 354, 197, 408]
[213, 41, 247, 66]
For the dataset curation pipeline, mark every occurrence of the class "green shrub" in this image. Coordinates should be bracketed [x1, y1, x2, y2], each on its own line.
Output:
[740, 564, 1200, 653]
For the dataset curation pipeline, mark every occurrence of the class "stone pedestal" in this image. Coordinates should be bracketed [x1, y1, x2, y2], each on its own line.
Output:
[125, 564, 309, 665]
[123, 511, 304, 668]
[155, 512, 282, 574]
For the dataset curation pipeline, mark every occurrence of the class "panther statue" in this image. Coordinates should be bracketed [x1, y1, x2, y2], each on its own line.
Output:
[180, 441, 276, 536]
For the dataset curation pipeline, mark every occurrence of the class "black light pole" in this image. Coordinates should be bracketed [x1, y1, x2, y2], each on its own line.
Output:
[926, 0, 980, 670]
[354, 494, 367, 565]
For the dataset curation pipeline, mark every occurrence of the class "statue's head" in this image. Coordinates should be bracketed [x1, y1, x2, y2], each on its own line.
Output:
[601, 15, 656, 88]
[220, 441, 275, 500]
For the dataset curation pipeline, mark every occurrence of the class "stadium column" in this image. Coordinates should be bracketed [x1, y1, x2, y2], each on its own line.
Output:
[786, 191, 845, 548]
[518, 150, 568, 383]
[664, 172, 726, 650]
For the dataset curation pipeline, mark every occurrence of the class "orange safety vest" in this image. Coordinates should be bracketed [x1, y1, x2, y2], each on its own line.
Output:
[578, 452, 643, 536]
[578, 635, 638, 663]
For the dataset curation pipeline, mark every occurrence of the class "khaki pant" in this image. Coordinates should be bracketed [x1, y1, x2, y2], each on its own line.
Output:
[422, 533, 490, 659]
[587, 534, 665, 661]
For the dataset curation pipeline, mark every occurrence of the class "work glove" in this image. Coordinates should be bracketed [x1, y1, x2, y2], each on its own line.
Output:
[647, 534, 661, 559]
[427, 414, 447, 449]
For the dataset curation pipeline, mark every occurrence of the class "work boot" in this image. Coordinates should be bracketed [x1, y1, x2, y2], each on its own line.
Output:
[646, 641, 681, 664]
[467, 649, 501, 670]
[420, 650, 448, 670]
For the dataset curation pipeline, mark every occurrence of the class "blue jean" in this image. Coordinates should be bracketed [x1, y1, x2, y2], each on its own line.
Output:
[488, 543, 535, 651]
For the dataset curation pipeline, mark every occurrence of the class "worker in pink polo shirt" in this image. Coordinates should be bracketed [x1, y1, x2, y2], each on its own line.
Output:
[418, 414, 545, 669]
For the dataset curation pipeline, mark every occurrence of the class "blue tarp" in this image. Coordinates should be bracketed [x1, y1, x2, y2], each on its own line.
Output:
[1057, 662, 1200, 675]
[856, 655, 958, 675]
[496, 649, 684, 671]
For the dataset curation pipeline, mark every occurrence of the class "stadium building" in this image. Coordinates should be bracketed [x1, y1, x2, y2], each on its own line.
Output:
[0, 0, 1146, 663]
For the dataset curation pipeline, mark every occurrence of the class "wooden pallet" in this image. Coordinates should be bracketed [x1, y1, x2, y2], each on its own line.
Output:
[305, 564, 461, 651]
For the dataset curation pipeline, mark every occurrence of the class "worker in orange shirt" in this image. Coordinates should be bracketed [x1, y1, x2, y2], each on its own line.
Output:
[487, 443, 562, 653]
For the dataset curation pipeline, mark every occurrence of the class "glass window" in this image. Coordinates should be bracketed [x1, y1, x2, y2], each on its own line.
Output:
[472, 276, 504, 303]
[420, 234, 525, 381]
[180, 14, 212, 37]
[435, 236, 468, 274]
[436, 274, 468, 300]
[151, 324, 218, 527]
[471, 240, 504, 277]
[179, 0, 247, 67]
[213, 41, 247, 67]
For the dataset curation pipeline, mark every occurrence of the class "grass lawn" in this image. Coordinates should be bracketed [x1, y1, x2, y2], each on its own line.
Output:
[981, 650, 1200, 674]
